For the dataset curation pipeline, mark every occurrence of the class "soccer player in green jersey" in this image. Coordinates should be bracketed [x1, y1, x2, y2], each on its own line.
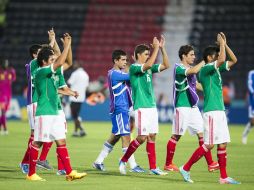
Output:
[179, 33, 240, 184]
[27, 33, 86, 181]
[119, 36, 170, 175]
[164, 45, 219, 172]
[21, 29, 73, 173]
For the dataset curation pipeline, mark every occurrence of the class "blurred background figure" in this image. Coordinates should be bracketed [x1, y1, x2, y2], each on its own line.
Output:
[242, 70, 254, 144]
[67, 61, 89, 137]
[0, 58, 16, 135]
[222, 80, 235, 121]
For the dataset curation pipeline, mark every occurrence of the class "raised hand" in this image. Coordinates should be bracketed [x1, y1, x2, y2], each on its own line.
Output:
[217, 33, 225, 45]
[151, 37, 160, 49]
[61, 33, 72, 48]
[220, 32, 227, 44]
[159, 35, 165, 48]
[48, 28, 55, 40]
[48, 28, 56, 47]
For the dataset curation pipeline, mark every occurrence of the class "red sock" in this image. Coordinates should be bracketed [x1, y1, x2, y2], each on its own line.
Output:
[56, 145, 72, 175]
[199, 137, 213, 165]
[217, 147, 227, 179]
[165, 137, 177, 166]
[57, 153, 65, 170]
[121, 139, 141, 162]
[21, 134, 34, 164]
[183, 144, 207, 171]
[39, 142, 53, 161]
[28, 144, 39, 176]
[147, 141, 156, 169]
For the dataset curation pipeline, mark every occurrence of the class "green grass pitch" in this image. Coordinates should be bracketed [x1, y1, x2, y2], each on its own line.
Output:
[0, 121, 253, 190]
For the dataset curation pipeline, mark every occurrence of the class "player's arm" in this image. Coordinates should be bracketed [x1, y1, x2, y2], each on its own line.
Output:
[219, 32, 237, 68]
[62, 45, 72, 71]
[186, 60, 205, 75]
[142, 37, 160, 72]
[158, 35, 170, 71]
[215, 33, 226, 68]
[248, 71, 254, 93]
[196, 82, 203, 91]
[53, 33, 71, 71]
[113, 71, 130, 82]
[58, 86, 79, 98]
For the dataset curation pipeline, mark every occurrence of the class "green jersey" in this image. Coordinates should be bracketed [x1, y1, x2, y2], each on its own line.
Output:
[175, 64, 192, 108]
[35, 65, 62, 116]
[30, 59, 39, 103]
[199, 61, 229, 112]
[55, 71, 67, 111]
[130, 63, 160, 110]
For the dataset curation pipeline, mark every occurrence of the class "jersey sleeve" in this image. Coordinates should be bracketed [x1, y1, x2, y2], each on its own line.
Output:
[248, 71, 254, 93]
[200, 62, 216, 75]
[151, 64, 161, 73]
[36, 66, 52, 80]
[175, 65, 187, 76]
[111, 71, 130, 82]
[218, 61, 230, 73]
[130, 64, 143, 74]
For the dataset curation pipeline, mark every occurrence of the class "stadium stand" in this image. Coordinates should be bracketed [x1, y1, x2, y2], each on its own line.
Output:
[0, 0, 88, 94]
[190, 0, 254, 99]
[76, 0, 167, 80]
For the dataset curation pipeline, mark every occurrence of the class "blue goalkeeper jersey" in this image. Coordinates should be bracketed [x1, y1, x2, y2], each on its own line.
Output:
[248, 70, 254, 107]
[107, 69, 132, 114]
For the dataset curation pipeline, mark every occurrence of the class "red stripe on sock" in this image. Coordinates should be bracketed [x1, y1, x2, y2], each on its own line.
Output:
[28, 144, 39, 176]
[56, 145, 72, 174]
[217, 147, 228, 179]
[121, 139, 140, 162]
[183, 145, 207, 171]
[165, 138, 177, 166]
[147, 141, 156, 169]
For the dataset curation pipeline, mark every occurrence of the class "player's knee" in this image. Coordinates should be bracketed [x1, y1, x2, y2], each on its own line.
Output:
[205, 144, 214, 150]
[172, 134, 181, 141]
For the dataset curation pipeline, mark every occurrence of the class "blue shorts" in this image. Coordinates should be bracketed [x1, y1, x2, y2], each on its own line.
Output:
[111, 112, 130, 136]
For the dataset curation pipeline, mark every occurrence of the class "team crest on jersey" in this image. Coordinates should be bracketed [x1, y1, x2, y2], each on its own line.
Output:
[147, 69, 152, 74]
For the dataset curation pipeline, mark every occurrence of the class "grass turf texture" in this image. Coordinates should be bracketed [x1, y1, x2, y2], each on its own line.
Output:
[0, 121, 253, 190]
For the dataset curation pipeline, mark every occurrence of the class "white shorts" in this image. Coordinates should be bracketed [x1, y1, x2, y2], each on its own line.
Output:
[203, 111, 230, 145]
[172, 107, 203, 136]
[135, 108, 159, 136]
[27, 103, 37, 130]
[34, 115, 66, 142]
[58, 110, 67, 133]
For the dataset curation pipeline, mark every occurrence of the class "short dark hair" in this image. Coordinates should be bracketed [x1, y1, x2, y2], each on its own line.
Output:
[37, 47, 54, 67]
[112, 49, 127, 63]
[134, 44, 150, 60]
[203, 46, 219, 63]
[29, 44, 42, 59]
[178, 45, 194, 60]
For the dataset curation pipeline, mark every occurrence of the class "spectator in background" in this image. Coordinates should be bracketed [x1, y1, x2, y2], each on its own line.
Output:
[0, 58, 16, 135]
[242, 70, 254, 144]
[68, 61, 89, 137]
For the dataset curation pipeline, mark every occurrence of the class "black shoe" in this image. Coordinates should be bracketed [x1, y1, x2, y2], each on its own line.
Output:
[36, 160, 53, 170]
[79, 130, 87, 137]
